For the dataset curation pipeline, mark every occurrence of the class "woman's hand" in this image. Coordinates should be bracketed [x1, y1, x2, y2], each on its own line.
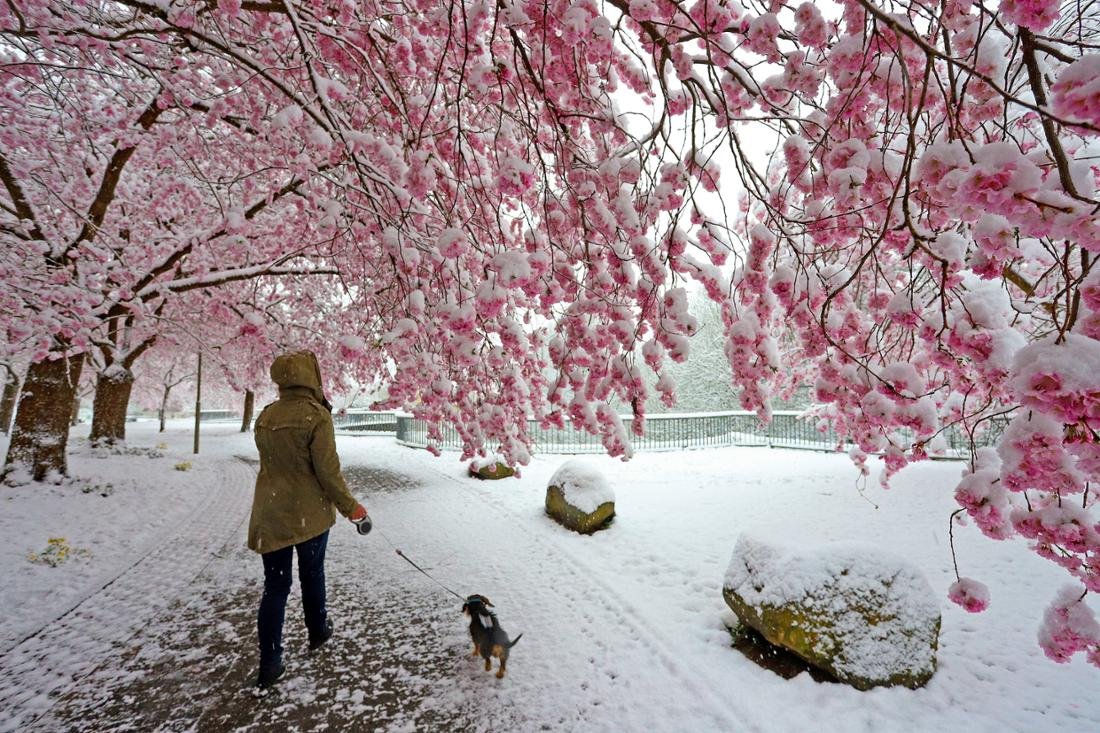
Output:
[349, 504, 368, 522]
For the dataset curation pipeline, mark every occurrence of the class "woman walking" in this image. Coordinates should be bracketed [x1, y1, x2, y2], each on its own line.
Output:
[247, 350, 368, 689]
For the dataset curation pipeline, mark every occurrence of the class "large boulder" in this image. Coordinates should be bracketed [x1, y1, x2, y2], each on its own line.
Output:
[545, 460, 615, 534]
[723, 534, 940, 690]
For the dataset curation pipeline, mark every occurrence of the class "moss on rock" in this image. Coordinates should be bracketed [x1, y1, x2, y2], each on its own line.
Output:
[468, 462, 515, 480]
[723, 535, 940, 690]
[545, 485, 615, 534]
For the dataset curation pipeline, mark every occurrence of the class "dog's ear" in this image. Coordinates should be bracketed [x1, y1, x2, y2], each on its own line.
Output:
[483, 597, 494, 607]
[461, 602, 469, 614]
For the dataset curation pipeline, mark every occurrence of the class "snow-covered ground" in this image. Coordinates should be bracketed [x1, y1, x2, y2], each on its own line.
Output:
[0, 420, 1097, 732]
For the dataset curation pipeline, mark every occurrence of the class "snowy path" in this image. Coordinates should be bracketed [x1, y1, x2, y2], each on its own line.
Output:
[0, 456, 254, 732]
[9, 447, 751, 732]
[2, 423, 1098, 732]
[363, 458, 750, 730]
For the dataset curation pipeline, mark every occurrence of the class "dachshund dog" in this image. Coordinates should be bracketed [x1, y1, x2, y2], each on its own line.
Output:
[462, 594, 522, 679]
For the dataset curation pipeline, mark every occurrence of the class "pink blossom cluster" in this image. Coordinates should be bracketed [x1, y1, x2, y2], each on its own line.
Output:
[1039, 586, 1100, 664]
[782, 135, 812, 189]
[726, 222, 780, 418]
[793, 2, 829, 49]
[745, 13, 782, 61]
[686, 0, 736, 37]
[1051, 55, 1100, 129]
[998, 411, 1085, 495]
[948, 577, 990, 613]
[1013, 504, 1100, 566]
[955, 448, 1014, 539]
[1000, 0, 1062, 31]
[694, 223, 730, 267]
[1079, 268, 1100, 341]
[1011, 336, 1100, 424]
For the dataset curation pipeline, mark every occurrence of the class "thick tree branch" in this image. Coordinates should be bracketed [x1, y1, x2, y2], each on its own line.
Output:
[135, 262, 338, 301]
[65, 95, 164, 257]
[129, 164, 330, 298]
[0, 150, 44, 241]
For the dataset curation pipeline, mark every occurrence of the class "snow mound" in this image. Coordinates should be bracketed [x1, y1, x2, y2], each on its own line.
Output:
[724, 533, 941, 689]
[548, 460, 614, 514]
[471, 454, 505, 471]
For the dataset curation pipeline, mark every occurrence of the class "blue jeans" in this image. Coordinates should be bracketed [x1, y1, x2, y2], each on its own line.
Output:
[257, 530, 329, 672]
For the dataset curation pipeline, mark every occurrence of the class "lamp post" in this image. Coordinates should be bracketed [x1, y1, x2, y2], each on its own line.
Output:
[193, 351, 202, 455]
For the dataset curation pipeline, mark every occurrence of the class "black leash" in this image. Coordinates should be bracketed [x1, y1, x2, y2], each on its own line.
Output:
[375, 527, 465, 601]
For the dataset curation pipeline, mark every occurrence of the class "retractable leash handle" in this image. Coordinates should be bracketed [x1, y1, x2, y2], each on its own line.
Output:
[353, 515, 372, 535]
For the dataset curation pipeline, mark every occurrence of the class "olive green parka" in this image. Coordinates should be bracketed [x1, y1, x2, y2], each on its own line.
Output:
[247, 351, 358, 554]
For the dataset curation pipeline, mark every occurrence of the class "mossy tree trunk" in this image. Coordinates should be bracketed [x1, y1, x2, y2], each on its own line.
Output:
[89, 368, 135, 445]
[3, 354, 84, 481]
[241, 390, 255, 432]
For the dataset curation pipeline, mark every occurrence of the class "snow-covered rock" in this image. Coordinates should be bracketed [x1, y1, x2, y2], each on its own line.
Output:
[545, 460, 615, 534]
[723, 533, 940, 690]
[468, 455, 515, 480]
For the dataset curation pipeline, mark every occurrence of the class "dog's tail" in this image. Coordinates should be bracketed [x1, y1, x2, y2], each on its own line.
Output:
[508, 633, 523, 648]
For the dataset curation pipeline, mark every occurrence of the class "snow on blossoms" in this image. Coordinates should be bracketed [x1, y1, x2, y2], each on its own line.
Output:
[955, 448, 1013, 541]
[1039, 586, 1100, 665]
[1011, 336, 1100, 426]
[1051, 55, 1100, 129]
[5, 0, 1100, 672]
[990, 336, 1100, 617]
[702, 0, 1100, 666]
[948, 578, 990, 613]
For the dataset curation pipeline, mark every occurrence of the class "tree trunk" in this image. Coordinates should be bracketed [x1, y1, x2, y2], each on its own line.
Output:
[0, 366, 19, 435]
[89, 368, 135, 445]
[70, 397, 81, 427]
[159, 384, 172, 433]
[3, 354, 84, 481]
[241, 390, 255, 432]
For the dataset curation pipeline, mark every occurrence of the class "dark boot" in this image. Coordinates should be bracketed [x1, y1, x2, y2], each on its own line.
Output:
[255, 663, 285, 689]
[308, 620, 333, 651]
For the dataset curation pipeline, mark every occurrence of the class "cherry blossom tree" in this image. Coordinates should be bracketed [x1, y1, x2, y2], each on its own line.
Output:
[196, 274, 381, 416]
[708, 1, 1100, 666]
[307, 0, 1100, 665]
[0, 1, 350, 475]
[2, 0, 1098, 664]
[131, 336, 196, 432]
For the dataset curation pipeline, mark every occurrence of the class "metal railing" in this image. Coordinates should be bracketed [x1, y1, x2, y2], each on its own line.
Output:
[390, 410, 1007, 459]
[394, 411, 802, 454]
[333, 410, 398, 433]
[197, 409, 240, 422]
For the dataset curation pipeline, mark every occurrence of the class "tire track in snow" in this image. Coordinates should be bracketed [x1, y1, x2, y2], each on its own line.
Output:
[0, 457, 254, 732]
